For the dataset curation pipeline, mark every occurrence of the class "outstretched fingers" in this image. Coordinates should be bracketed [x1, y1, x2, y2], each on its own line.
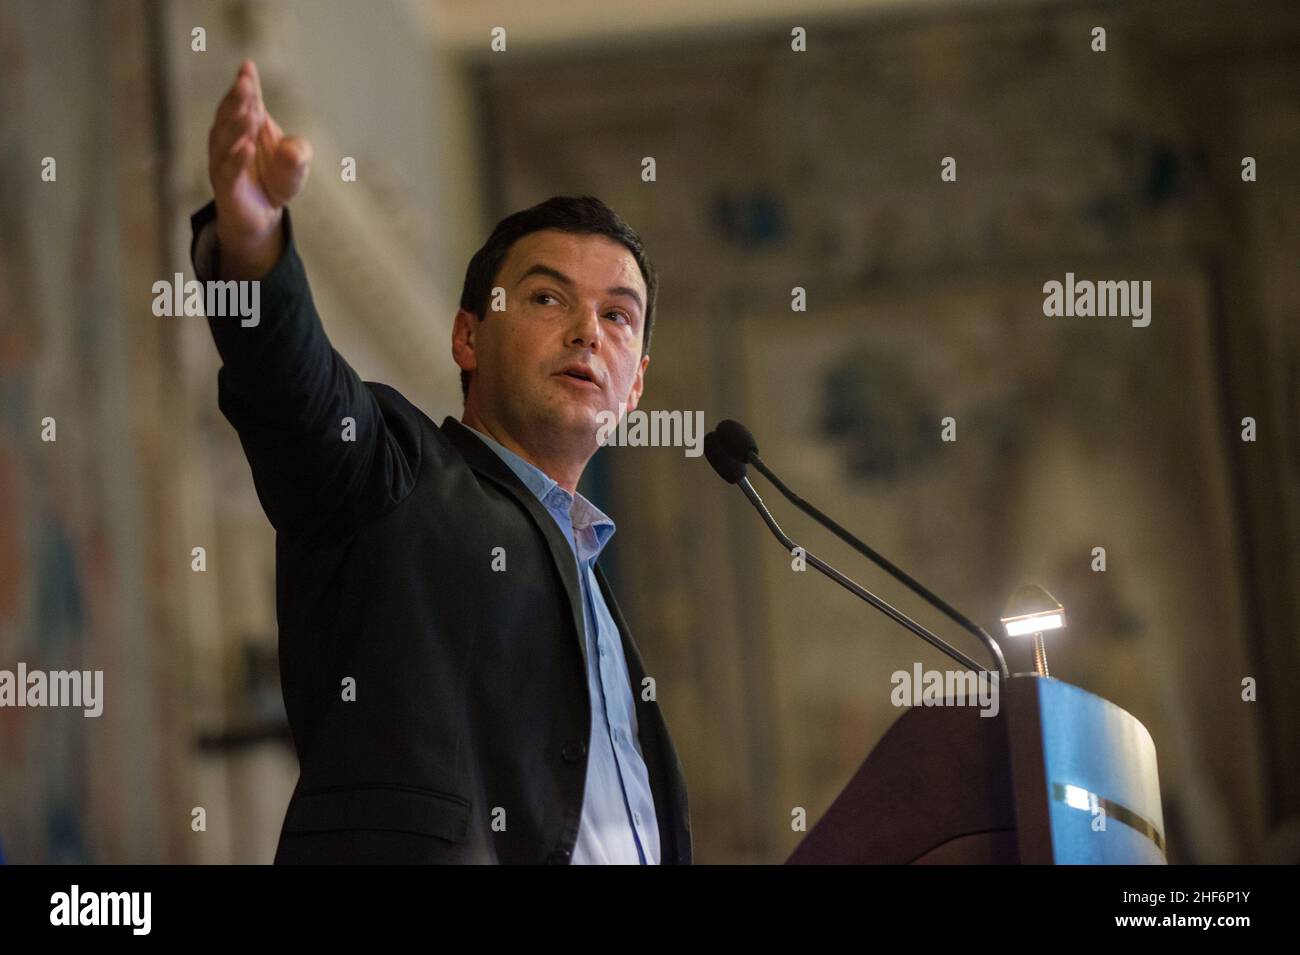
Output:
[209, 101, 258, 181]
[209, 62, 262, 185]
[208, 58, 311, 208]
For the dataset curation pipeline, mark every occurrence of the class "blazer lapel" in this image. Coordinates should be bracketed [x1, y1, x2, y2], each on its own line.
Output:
[440, 416, 590, 675]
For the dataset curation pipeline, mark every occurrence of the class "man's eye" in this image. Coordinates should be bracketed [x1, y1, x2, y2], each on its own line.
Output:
[534, 292, 558, 305]
[606, 311, 630, 324]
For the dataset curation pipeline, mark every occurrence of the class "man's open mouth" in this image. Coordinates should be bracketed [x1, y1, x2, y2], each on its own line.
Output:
[556, 366, 600, 388]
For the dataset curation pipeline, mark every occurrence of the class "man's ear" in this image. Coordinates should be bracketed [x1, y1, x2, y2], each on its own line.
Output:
[451, 308, 480, 374]
[624, 352, 650, 415]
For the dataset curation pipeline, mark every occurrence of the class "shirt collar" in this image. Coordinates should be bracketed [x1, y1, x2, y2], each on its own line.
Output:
[463, 423, 616, 563]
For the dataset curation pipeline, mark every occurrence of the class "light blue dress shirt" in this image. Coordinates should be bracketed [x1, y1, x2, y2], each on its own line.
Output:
[465, 424, 660, 865]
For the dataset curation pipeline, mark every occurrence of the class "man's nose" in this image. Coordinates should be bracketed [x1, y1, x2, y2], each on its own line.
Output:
[565, 305, 602, 347]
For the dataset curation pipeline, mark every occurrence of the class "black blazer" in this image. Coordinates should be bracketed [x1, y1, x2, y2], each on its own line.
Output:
[193, 202, 692, 864]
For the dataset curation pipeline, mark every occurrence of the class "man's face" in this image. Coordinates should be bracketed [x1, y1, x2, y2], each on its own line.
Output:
[454, 228, 650, 453]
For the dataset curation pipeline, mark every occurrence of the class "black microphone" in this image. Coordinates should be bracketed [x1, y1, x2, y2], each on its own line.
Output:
[704, 430, 991, 675]
[711, 419, 1009, 679]
[703, 431, 748, 484]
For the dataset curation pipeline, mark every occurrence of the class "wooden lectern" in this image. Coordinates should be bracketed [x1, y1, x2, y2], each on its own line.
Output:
[786, 675, 1166, 864]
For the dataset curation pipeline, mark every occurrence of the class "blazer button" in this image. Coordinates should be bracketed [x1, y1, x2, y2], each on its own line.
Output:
[561, 741, 586, 763]
[547, 849, 571, 864]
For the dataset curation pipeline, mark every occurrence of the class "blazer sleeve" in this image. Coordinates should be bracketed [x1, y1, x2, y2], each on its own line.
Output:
[192, 200, 422, 543]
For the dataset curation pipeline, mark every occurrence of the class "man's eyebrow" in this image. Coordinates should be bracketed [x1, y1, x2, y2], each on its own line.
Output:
[515, 263, 644, 314]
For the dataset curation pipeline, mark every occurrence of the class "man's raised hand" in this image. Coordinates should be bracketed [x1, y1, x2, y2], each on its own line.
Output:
[207, 59, 313, 279]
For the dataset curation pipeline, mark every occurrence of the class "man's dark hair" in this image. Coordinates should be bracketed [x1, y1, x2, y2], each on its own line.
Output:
[457, 195, 657, 401]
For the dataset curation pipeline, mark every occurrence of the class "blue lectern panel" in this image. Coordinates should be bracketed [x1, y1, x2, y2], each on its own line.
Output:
[1035, 678, 1166, 864]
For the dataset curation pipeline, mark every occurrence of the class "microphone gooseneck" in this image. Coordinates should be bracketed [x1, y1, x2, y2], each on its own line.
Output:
[740, 475, 988, 673]
[707, 419, 1009, 679]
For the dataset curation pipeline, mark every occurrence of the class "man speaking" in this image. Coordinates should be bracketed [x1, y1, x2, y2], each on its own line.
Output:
[195, 60, 692, 864]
